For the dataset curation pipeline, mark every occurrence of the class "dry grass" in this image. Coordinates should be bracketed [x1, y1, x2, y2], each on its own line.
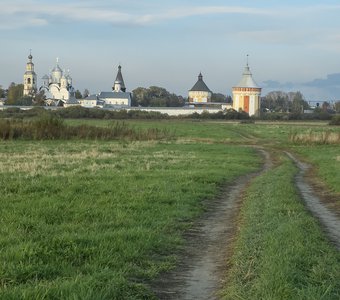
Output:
[289, 130, 340, 144]
[0, 142, 194, 177]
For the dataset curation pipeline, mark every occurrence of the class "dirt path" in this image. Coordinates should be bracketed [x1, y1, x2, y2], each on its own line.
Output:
[286, 152, 340, 250]
[152, 149, 272, 299]
[152, 149, 339, 299]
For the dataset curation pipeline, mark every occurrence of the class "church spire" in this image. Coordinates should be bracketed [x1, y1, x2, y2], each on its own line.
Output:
[113, 65, 126, 92]
[23, 50, 37, 96]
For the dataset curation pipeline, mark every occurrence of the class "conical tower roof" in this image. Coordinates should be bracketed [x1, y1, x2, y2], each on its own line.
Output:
[189, 73, 211, 92]
[235, 64, 259, 88]
[115, 65, 126, 92]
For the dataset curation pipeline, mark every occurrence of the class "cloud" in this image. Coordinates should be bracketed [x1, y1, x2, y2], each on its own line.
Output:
[262, 74, 340, 100]
[262, 80, 294, 89]
[136, 6, 269, 24]
[0, 1, 270, 30]
[304, 73, 340, 88]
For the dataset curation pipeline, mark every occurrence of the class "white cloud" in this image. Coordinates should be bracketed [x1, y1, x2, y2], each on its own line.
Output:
[0, 1, 270, 29]
[135, 6, 269, 24]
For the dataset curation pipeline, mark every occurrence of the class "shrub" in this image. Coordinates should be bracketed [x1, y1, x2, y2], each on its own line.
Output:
[329, 115, 340, 125]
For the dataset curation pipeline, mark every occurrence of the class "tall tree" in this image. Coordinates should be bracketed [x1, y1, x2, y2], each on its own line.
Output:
[321, 101, 330, 112]
[334, 101, 340, 113]
[75, 90, 82, 99]
[211, 93, 227, 103]
[6, 83, 24, 105]
[262, 91, 308, 113]
[83, 89, 90, 98]
[291, 91, 309, 114]
[0, 85, 5, 98]
[132, 86, 184, 107]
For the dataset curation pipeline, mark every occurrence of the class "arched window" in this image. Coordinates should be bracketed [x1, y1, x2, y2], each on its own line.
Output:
[27, 78, 31, 84]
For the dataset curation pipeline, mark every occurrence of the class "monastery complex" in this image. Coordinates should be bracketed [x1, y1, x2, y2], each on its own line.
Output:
[22, 53, 262, 116]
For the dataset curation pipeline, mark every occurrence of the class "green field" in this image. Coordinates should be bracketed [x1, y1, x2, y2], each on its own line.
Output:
[1, 119, 339, 299]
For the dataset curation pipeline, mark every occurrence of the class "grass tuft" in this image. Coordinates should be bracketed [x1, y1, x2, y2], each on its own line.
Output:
[289, 129, 340, 145]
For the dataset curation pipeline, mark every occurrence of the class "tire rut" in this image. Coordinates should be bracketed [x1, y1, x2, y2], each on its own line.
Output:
[286, 151, 340, 250]
[152, 149, 272, 299]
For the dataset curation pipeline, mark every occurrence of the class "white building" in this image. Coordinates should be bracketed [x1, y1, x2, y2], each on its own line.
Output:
[23, 52, 37, 97]
[40, 59, 77, 105]
[232, 61, 261, 117]
[80, 65, 131, 108]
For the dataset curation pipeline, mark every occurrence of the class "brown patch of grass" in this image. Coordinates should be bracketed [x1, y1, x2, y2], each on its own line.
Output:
[289, 130, 340, 145]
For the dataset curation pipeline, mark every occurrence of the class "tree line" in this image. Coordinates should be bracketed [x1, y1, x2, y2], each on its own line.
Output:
[261, 91, 339, 114]
[1, 82, 339, 114]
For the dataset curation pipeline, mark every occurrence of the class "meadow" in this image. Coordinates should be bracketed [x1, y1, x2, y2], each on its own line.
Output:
[0, 117, 339, 299]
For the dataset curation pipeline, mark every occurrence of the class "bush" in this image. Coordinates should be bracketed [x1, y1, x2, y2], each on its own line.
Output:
[329, 115, 340, 125]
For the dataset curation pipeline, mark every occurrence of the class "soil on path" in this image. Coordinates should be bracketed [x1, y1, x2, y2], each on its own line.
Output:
[152, 149, 272, 300]
[286, 152, 340, 250]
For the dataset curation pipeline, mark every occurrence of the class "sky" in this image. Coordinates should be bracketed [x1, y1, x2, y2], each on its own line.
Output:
[1, 0, 340, 101]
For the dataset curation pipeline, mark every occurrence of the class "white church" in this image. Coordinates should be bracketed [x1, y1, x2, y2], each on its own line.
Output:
[80, 65, 132, 108]
[39, 58, 77, 106]
[23, 54, 131, 108]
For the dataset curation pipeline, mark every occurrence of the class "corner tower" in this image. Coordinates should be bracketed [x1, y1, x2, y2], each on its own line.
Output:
[23, 51, 37, 96]
[113, 65, 126, 92]
[232, 57, 261, 116]
[188, 73, 212, 103]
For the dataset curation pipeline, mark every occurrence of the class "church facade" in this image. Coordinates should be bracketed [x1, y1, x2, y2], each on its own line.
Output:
[39, 59, 76, 105]
[232, 62, 261, 116]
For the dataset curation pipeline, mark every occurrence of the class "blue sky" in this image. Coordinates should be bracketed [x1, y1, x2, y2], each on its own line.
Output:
[1, 0, 340, 101]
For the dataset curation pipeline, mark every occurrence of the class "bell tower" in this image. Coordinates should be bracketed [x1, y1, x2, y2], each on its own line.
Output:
[23, 50, 37, 96]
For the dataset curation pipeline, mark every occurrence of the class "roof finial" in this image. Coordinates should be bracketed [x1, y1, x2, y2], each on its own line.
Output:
[56, 57, 59, 64]
[246, 54, 249, 67]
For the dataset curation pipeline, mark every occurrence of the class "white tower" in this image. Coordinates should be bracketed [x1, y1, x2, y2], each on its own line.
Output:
[51, 58, 62, 84]
[23, 51, 37, 96]
[113, 65, 126, 92]
[61, 71, 68, 88]
[232, 55, 261, 116]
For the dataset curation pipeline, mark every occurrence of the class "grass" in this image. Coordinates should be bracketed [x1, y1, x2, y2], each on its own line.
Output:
[289, 130, 340, 144]
[1, 118, 339, 299]
[222, 156, 340, 300]
[0, 117, 174, 141]
[292, 145, 340, 194]
[0, 140, 260, 299]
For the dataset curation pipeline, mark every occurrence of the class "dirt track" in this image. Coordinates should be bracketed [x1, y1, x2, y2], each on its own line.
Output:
[152, 149, 340, 299]
[286, 152, 340, 250]
[152, 149, 271, 299]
